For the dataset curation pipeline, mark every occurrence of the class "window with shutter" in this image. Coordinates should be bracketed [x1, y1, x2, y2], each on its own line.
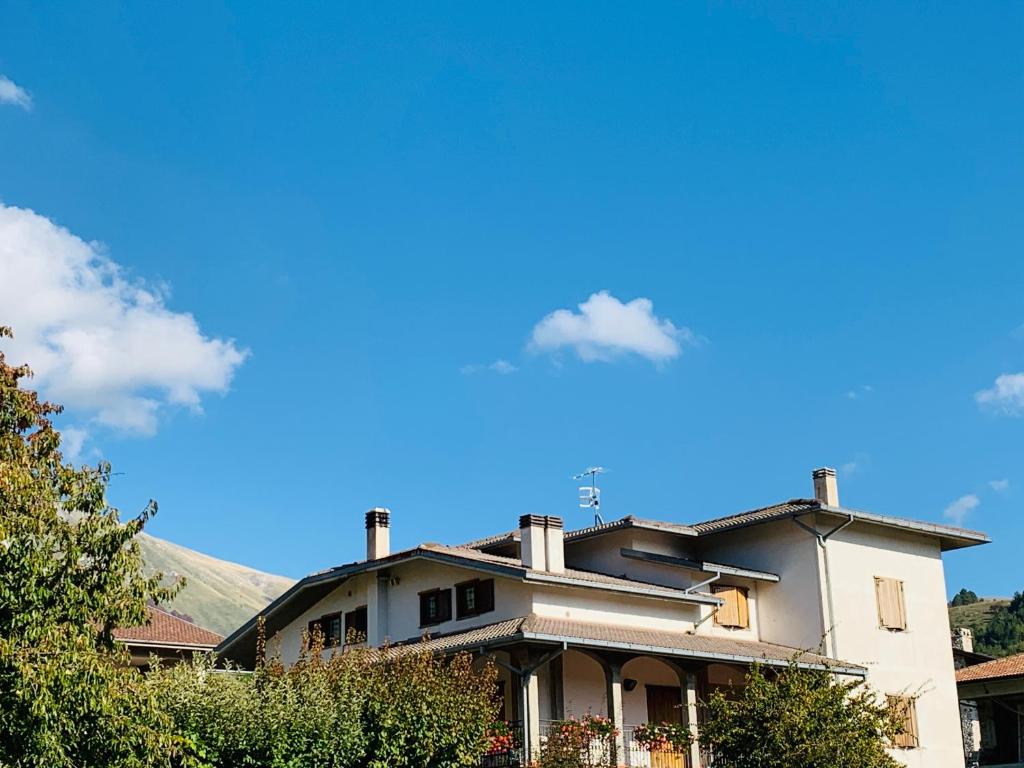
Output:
[875, 577, 907, 630]
[712, 585, 749, 629]
[456, 579, 495, 619]
[887, 695, 919, 749]
[344, 605, 368, 644]
[419, 588, 452, 627]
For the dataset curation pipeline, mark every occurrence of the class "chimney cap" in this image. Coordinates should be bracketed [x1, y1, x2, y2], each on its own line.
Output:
[519, 514, 546, 529]
[365, 508, 391, 529]
[812, 467, 837, 478]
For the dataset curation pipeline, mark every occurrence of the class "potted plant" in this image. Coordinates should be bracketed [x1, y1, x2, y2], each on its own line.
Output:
[632, 722, 692, 768]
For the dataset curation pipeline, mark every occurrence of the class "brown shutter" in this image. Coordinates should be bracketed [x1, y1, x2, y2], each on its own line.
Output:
[478, 579, 495, 614]
[713, 586, 749, 629]
[887, 695, 919, 748]
[875, 577, 907, 630]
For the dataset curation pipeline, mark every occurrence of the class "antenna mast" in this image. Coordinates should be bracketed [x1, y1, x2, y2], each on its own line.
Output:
[574, 466, 607, 525]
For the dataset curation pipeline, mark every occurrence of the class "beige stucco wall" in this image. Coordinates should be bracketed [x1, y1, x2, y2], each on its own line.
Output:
[530, 584, 701, 632]
[271, 573, 371, 666]
[697, 520, 827, 651]
[827, 523, 965, 768]
[566, 529, 701, 590]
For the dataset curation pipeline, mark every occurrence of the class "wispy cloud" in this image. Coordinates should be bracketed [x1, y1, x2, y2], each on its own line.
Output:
[461, 359, 518, 376]
[0, 203, 248, 436]
[976, 373, 1024, 415]
[943, 494, 980, 527]
[990, 479, 1010, 492]
[530, 291, 698, 365]
[846, 384, 873, 400]
[0, 75, 32, 111]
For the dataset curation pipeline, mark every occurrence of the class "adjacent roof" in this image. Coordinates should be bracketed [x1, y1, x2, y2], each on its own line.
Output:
[956, 652, 1024, 685]
[399, 614, 864, 676]
[114, 606, 223, 649]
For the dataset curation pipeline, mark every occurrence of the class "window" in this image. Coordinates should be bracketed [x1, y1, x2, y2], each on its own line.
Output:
[344, 605, 368, 644]
[875, 577, 907, 631]
[419, 588, 452, 627]
[887, 695, 919, 749]
[308, 613, 343, 648]
[712, 585, 749, 629]
[456, 579, 495, 619]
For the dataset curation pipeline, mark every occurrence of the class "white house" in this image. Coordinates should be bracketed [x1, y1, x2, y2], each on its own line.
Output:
[218, 468, 988, 768]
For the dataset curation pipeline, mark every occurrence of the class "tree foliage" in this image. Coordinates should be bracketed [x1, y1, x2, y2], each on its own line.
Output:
[698, 662, 904, 768]
[950, 588, 980, 607]
[150, 626, 500, 768]
[977, 591, 1024, 656]
[0, 326, 178, 767]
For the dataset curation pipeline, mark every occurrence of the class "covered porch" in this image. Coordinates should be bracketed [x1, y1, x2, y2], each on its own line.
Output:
[415, 614, 863, 767]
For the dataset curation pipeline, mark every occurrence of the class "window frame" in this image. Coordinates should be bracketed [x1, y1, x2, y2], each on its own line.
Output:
[455, 578, 495, 620]
[419, 587, 452, 627]
[309, 612, 344, 648]
[712, 585, 750, 629]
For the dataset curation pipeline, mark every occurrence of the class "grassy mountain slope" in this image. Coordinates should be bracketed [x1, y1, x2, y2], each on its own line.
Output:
[138, 533, 295, 637]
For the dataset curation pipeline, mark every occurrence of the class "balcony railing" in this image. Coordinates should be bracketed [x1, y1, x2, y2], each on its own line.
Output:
[478, 721, 694, 768]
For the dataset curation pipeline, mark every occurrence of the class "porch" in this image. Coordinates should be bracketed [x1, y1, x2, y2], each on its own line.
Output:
[411, 614, 862, 768]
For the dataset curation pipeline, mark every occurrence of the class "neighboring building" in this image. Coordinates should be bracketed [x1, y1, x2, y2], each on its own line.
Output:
[114, 605, 223, 670]
[955, 631, 1024, 768]
[218, 467, 988, 768]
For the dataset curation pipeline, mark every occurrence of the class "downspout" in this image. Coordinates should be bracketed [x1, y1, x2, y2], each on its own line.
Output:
[792, 513, 854, 659]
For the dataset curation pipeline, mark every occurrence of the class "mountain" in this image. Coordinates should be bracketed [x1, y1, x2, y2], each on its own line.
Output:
[138, 533, 295, 637]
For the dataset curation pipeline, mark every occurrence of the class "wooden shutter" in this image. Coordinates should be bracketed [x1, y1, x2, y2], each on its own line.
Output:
[875, 577, 907, 630]
[477, 579, 495, 614]
[344, 605, 367, 644]
[887, 695, 919, 748]
[438, 588, 452, 622]
[713, 586, 749, 629]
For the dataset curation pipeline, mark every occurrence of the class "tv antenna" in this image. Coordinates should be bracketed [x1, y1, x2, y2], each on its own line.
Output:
[574, 466, 607, 525]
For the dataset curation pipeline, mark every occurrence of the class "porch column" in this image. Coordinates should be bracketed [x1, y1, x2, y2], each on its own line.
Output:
[684, 671, 700, 768]
[521, 669, 542, 763]
[604, 661, 626, 765]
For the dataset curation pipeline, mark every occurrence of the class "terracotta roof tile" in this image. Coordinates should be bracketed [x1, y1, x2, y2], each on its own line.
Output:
[956, 652, 1024, 684]
[401, 614, 859, 673]
[113, 606, 223, 648]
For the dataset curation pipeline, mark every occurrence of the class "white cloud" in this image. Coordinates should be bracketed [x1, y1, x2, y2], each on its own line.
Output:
[461, 359, 518, 375]
[0, 75, 32, 110]
[60, 426, 88, 463]
[530, 291, 696, 364]
[0, 204, 248, 435]
[943, 494, 980, 527]
[840, 461, 859, 476]
[846, 385, 873, 400]
[976, 373, 1024, 415]
[990, 479, 1010, 492]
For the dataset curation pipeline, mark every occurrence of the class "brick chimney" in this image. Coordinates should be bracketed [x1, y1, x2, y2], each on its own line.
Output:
[812, 467, 839, 507]
[520, 514, 547, 570]
[366, 508, 391, 560]
[544, 516, 565, 574]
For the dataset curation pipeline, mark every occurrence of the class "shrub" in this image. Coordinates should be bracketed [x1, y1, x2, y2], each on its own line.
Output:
[698, 661, 904, 768]
[150, 626, 500, 768]
[632, 721, 692, 753]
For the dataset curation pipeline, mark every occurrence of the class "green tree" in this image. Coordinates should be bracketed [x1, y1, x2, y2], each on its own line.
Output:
[977, 591, 1024, 656]
[950, 588, 980, 607]
[0, 326, 177, 767]
[698, 661, 904, 768]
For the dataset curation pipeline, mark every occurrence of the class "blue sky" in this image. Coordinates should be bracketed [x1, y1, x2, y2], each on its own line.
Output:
[1, 2, 1022, 596]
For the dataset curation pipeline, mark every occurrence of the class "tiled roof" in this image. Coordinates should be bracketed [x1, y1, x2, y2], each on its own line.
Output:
[459, 530, 519, 549]
[402, 614, 861, 674]
[690, 500, 820, 534]
[956, 652, 1024, 684]
[418, 543, 714, 601]
[114, 606, 223, 648]
[566, 516, 698, 542]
